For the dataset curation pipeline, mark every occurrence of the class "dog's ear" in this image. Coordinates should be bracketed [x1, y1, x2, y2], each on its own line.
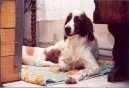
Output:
[64, 12, 72, 25]
[80, 13, 94, 41]
[64, 13, 72, 41]
[45, 49, 60, 63]
[85, 17, 94, 41]
[54, 49, 61, 55]
[57, 49, 61, 54]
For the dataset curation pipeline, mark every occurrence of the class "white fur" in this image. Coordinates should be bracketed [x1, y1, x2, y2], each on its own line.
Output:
[22, 46, 58, 67]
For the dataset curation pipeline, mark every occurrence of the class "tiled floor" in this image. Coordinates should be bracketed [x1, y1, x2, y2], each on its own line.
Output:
[3, 75, 129, 87]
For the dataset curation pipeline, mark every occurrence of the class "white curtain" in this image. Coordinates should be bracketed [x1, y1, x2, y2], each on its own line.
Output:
[36, 0, 94, 21]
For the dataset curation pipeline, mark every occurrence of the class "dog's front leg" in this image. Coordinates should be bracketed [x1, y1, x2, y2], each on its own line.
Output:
[58, 56, 70, 71]
[65, 66, 100, 84]
[65, 52, 100, 84]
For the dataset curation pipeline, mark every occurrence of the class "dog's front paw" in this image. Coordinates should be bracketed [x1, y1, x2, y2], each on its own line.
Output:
[60, 65, 68, 71]
[65, 77, 78, 84]
[59, 63, 70, 71]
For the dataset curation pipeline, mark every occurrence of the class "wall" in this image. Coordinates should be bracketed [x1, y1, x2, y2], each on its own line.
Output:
[37, 20, 64, 47]
[36, 0, 95, 21]
[36, 0, 80, 21]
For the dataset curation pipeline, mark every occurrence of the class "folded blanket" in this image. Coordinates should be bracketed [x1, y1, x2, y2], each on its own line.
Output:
[21, 61, 113, 86]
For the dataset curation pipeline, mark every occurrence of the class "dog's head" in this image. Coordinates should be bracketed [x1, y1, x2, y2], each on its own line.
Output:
[44, 49, 61, 63]
[64, 10, 94, 41]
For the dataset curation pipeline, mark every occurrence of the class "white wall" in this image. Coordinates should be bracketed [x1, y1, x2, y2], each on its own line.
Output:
[37, 0, 80, 21]
[37, 20, 64, 47]
[37, 0, 95, 21]
[93, 24, 114, 49]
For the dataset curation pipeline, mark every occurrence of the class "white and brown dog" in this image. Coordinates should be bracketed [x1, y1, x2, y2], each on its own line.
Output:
[22, 45, 61, 67]
[22, 9, 100, 84]
[54, 10, 100, 84]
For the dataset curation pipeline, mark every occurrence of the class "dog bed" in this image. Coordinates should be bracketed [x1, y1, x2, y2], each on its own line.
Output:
[21, 59, 113, 86]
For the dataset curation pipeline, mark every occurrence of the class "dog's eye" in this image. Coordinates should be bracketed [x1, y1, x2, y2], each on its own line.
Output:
[74, 16, 80, 23]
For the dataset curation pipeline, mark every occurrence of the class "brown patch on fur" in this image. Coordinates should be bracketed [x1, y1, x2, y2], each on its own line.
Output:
[64, 35, 68, 40]
[25, 46, 34, 56]
[69, 60, 85, 70]
[44, 49, 61, 63]
[64, 58, 85, 71]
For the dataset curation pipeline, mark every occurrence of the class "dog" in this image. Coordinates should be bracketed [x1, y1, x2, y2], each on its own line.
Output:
[22, 46, 61, 67]
[53, 10, 100, 84]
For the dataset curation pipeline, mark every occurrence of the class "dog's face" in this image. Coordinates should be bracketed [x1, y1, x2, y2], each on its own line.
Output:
[64, 10, 94, 41]
[44, 49, 61, 63]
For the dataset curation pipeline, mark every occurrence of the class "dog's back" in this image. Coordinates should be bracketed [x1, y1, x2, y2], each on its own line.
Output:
[22, 46, 46, 65]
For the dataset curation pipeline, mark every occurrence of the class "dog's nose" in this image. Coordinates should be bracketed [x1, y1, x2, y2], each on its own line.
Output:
[65, 26, 71, 35]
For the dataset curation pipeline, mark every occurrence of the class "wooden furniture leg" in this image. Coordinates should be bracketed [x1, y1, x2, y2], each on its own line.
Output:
[107, 23, 129, 82]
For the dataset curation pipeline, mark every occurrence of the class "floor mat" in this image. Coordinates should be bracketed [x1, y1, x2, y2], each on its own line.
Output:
[21, 60, 113, 86]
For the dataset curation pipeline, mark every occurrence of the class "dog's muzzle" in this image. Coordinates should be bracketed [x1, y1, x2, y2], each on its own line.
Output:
[65, 26, 71, 36]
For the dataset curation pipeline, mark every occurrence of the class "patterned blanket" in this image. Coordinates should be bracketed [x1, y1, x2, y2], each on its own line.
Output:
[21, 60, 113, 86]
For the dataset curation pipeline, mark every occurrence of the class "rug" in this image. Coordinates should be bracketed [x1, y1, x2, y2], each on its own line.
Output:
[21, 59, 113, 86]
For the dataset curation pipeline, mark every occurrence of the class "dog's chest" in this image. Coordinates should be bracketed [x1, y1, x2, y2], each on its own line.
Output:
[63, 36, 85, 59]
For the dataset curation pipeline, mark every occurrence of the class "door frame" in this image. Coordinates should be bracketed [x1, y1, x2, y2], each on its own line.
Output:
[14, 0, 24, 72]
